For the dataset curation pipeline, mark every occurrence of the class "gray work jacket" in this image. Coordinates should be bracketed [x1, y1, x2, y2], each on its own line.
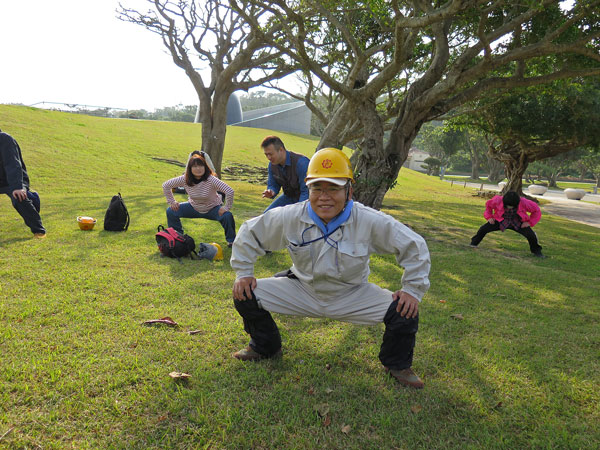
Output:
[231, 201, 431, 301]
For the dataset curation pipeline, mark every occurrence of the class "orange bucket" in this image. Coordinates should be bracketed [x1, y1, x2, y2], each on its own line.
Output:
[77, 216, 97, 230]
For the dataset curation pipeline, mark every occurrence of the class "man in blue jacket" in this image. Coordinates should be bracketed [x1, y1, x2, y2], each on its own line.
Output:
[0, 129, 46, 238]
[261, 136, 310, 212]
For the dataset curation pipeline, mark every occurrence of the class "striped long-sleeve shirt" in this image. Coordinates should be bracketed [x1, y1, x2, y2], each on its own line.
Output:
[162, 175, 234, 213]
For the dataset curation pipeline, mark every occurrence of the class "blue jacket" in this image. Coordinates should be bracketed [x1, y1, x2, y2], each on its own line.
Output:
[267, 150, 309, 201]
[0, 131, 30, 194]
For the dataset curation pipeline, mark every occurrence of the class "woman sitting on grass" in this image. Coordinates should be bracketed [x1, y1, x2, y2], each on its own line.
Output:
[162, 154, 236, 247]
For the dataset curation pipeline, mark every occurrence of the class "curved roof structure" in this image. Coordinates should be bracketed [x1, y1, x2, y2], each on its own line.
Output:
[230, 100, 311, 135]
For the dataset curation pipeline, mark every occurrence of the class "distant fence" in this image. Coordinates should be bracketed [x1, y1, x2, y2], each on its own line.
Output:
[28, 102, 130, 118]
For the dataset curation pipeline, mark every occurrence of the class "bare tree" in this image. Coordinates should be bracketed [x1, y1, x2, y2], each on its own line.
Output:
[118, 0, 296, 175]
[233, 0, 600, 208]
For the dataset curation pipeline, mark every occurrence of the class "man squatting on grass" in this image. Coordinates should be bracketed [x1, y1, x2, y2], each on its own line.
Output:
[261, 135, 310, 212]
[470, 191, 544, 258]
[230, 148, 431, 388]
[0, 129, 46, 238]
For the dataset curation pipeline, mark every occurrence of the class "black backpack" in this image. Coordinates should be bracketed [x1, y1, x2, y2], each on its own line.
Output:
[104, 193, 130, 231]
[155, 225, 196, 259]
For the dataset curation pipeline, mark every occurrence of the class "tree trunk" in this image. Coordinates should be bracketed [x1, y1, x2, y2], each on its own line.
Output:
[486, 156, 504, 184]
[471, 155, 480, 180]
[198, 91, 230, 177]
[348, 99, 393, 210]
[503, 154, 529, 195]
[353, 149, 405, 210]
[548, 171, 559, 188]
[466, 132, 480, 180]
[319, 99, 361, 151]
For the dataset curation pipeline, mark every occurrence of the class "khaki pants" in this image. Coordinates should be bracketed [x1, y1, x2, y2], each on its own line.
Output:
[254, 277, 393, 325]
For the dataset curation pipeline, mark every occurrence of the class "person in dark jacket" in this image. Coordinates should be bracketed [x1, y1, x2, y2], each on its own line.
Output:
[0, 129, 46, 238]
[261, 136, 310, 212]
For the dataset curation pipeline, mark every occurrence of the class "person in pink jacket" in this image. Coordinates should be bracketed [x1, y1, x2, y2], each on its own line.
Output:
[470, 191, 545, 257]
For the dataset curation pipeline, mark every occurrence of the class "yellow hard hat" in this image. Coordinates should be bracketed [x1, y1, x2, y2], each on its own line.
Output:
[305, 148, 354, 185]
[210, 243, 223, 261]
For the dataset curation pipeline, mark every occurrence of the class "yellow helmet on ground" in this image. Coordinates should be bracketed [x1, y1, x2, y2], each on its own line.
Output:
[305, 148, 354, 186]
[210, 243, 223, 261]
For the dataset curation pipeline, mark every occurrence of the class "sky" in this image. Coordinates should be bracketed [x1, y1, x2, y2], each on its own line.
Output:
[0, 0, 205, 111]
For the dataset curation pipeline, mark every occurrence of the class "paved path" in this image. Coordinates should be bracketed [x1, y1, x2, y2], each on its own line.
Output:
[446, 180, 600, 229]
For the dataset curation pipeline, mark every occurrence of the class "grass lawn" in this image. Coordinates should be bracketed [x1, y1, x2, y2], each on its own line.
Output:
[1, 105, 599, 449]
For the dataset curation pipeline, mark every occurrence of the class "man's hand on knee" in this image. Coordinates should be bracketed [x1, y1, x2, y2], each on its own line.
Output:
[393, 291, 419, 318]
[233, 277, 257, 301]
[12, 189, 27, 202]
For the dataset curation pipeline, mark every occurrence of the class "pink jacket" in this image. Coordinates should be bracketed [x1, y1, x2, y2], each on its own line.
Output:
[484, 195, 541, 226]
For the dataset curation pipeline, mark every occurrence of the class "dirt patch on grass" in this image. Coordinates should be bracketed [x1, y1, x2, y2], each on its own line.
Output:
[222, 164, 268, 184]
[152, 158, 267, 184]
[472, 190, 497, 199]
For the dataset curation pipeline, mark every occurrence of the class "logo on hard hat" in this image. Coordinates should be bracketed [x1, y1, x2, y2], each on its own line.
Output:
[322, 159, 333, 169]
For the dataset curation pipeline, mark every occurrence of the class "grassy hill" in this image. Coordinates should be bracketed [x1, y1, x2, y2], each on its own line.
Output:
[1, 105, 599, 449]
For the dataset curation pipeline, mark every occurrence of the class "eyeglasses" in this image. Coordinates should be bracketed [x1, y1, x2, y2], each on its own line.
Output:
[309, 186, 346, 196]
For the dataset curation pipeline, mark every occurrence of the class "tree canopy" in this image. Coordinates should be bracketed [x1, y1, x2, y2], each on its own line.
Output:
[457, 78, 600, 193]
[122, 1, 600, 205]
[233, 0, 600, 207]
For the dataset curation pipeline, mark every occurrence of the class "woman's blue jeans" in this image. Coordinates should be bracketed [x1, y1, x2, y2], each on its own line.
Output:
[166, 203, 236, 243]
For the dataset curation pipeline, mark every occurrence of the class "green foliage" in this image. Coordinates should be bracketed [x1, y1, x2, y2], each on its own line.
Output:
[416, 122, 466, 165]
[238, 91, 294, 111]
[422, 156, 441, 176]
[70, 104, 199, 122]
[469, 79, 600, 148]
[1, 105, 599, 449]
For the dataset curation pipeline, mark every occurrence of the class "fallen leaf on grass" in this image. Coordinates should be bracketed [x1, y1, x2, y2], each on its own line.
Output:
[314, 403, 330, 418]
[325, 363, 331, 370]
[188, 330, 203, 335]
[450, 314, 464, 320]
[410, 404, 423, 414]
[168, 371, 191, 380]
[324, 388, 334, 394]
[439, 300, 447, 303]
[323, 414, 331, 427]
[341, 424, 351, 434]
[142, 317, 179, 327]
[493, 401, 503, 410]
[307, 387, 315, 395]
[157, 415, 168, 423]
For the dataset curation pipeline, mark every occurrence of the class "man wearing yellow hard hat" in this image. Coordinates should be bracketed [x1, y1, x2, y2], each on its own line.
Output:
[230, 148, 431, 388]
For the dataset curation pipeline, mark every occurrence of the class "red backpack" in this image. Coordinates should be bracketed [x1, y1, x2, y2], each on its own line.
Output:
[155, 225, 196, 260]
